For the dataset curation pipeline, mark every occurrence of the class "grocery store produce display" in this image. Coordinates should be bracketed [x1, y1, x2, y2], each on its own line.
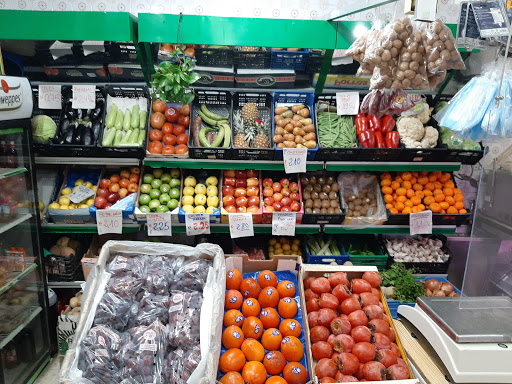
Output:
[48, 169, 100, 212]
[267, 237, 303, 259]
[147, 100, 190, 156]
[273, 104, 316, 149]
[102, 100, 147, 148]
[221, 169, 261, 216]
[137, 167, 181, 214]
[300, 173, 342, 215]
[179, 170, 220, 215]
[92, 167, 140, 210]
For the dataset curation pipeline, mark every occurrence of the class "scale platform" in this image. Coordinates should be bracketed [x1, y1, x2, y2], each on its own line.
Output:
[398, 296, 512, 383]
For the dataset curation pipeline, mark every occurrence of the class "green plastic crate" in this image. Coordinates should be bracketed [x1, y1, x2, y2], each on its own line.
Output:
[341, 235, 389, 271]
[348, 254, 389, 271]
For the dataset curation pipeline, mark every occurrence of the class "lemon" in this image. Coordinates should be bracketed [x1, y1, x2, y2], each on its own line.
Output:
[74, 179, 85, 186]
[59, 196, 70, 206]
[205, 176, 218, 186]
[205, 206, 215, 214]
[49, 202, 60, 209]
[86, 198, 94, 206]
[183, 186, 195, 196]
[280, 237, 288, 244]
[38, 200, 45, 211]
[69, 203, 78, 209]
[194, 205, 206, 214]
[182, 204, 194, 213]
[91, 185, 98, 191]
[79, 204, 89, 209]
[73, 186, 79, 192]
[269, 238, 277, 246]
[293, 239, 300, 245]
[59, 205, 69, 210]
[291, 244, 299, 251]
[84, 181, 93, 188]
[283, 244, 291, 251]
[181, 195, 194, 206]
[184, 176, 197, 187]
[195, 184, 207, 195]
[194, 194, 207, 206]
[61, 187, 72, 196]
[206, 195, 219, 208]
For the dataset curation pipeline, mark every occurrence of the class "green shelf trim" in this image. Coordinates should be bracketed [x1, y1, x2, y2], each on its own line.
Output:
[324, 225, 456, 234]
[41, 224, 140, 234]
[0, 263, 37, 296]
[0, 167, 27, 180]
[171, 224, 320, 234]
[0, 128, 23, 135]
[0, 11, 136, 41]
[144, 159, 324, 171]
[325, 162, 461, 172]
[27, 356, 51, 384]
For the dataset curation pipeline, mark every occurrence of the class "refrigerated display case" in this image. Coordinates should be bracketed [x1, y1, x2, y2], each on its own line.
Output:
[0, 76, 51, 384]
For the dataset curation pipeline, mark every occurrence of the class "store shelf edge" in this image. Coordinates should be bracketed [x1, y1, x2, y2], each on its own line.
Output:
[143, 159, 325, 171]
[0, 264, 38, 296]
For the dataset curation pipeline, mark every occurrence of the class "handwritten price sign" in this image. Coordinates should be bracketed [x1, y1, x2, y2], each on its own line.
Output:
[38, 85, 61, 109]
[283, 148, 307, 174]
[96, 210, 122, 235]
[72, 85, 96, 109]
[229, 213, 254, 239]
[185, 213, 210, 236]
[272, 212, 296, 236]
[336, 92, 360, 115]
[147, 212, 172, 236]
[67, 185, 96, 204]
[410, 210, 432, 235]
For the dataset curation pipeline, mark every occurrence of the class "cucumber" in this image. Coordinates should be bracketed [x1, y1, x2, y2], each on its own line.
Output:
[113, 131, 123, 146]
[130, 128, 139, 144]
[137, 129, 145, 145]
[102, 127, 116, 146]
[123, 109, 131, 131]
[139, 110, 147, 129]
[105, 104, 118, 128]
[131, 105, 140, 128]
[115, 110, 124, 130]
[121, 129, 133, 144]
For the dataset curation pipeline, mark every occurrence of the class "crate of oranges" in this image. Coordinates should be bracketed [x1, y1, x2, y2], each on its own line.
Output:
[219, 254, 310, 384]
[380, 171, 470, 225]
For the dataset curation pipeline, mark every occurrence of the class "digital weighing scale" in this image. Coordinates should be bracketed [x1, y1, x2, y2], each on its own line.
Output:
[398, 296, 512, 383]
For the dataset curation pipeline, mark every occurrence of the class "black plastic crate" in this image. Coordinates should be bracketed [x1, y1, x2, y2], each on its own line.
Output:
[233, 47, 271, 69]
[97, 85, 150, 158]
[31, 86, 63, 156]
[314, 94, 360, 161]
[47, 264, 84, 282]
[188, 90, 232, 159]
[45, 253, 80, 275]
[438, 143, 484, 165]
[231, 92, 274, 160]
[107, 41, 157, 63]
[271, 49, 309, 71]
[358, 145, 404, 161]
[398, 146, 448, 162]
[195, 46, 233, 67]
[306, 50, 360, 75]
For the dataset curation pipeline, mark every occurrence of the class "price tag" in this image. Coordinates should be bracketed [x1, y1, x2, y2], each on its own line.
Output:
[283, 148, 307, 174]
[147, 212, 172, 236]
[96, 209, 122, 235]
[272, 212, 296, 236]
[185, 213, 210, 236]
[229, 213, 254, 239]
[38, 85, 61, 109]
[72, 85, 96, 109]
[410, 210, 432, 235]
[336, 92, 360, 115]
[67, 185, 96, 204]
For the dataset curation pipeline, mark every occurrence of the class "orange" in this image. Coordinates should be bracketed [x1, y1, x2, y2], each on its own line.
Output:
[225, 290, 243, 310]
[459, 209, 468, 214]
[240, 278, 261, 299]
[277, 280, 296, 298]
[410, 177, 417, 185]
[419, 171, 429, 176]
[283, 362, 309, 384]
[402, 172, 412, 181]
[382, 186, 393, 195]
[219, 348, 246, 373]
[242, 339, 265, 362]
[413, 183, 423, 191]
[278, 297, 298, 319]
[454, 201, 464, 210]
[395, 202, 405, 212]
[453, 188, 462, 195]
[433, 188, 443, 196]
[381, 179, 391, 187]
[391, 181, 400, 190]
[404, 199, 414, 208]
[425, 182, 435, 191]
[418, 204, 426, 211]
[401, 181, 412, 190]
[279, 319, 302, 338]
[424, 189, 433, 197]
[226, 269, 243, 290]
[443, 188, 454, 197]
[224, 309, 245, 327]
[445, 181, 455, 189]
[412, 206, 421, 213]
[428, 174, 437, 182]
[397, 195, 407, 203]
[412, 171, 419, 177]
[411, 196, 422, 206]
[281, 336, 304, 362]
[395, 176, 403, 184]
[440, 209, 446, 214]
[242, 316, 264, 339]
[430, 203, 441, 213]
[424, 196, 435, 206]
[454, 194, 464, 202]
[265, 376, 287, 384]
[260, 307, 280, 329]
[396, 188, 407, 196]
[258, 286, 280, 308]
[415, 190, 425, 199]
[258, 270, 278, 288]
[402, 206, 412, 214]
[223, 325, 245, 349]
[439, 202, 449, 210]
[447, 206, 458, 214]
[392, 193, 398, 200]
[418, 176, 429, 186]
[381, 172, 392, 180]
[386, 203, 394, 209]
[242, 361, 267, 384]
[384, 194, 393, 204]
[445, 196, 456, 205]
[434, 181, 443, 190]
[261, 328, 283, 351]
[406, 189, 415, 198]
[389, 208, 399, 214]
[433, 171, 443, 178]
[242, 298, 261, 317]
[263, 351, 286, 376]
[440, 173, 451, 183]
[435, 194, 445, 203]
[220, 371, 245, 384]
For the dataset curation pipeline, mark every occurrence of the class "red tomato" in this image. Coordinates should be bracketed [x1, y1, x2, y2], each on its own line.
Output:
[173, 125, 186, 136]
[164, 107, 179, 123]
[162, 123, 174, 136]
[177, 133, 189, 145]
[148, 141, 163, 154]
[149, 129, 163, 142]
[162, 145, 176, 155]
[163, 134, 177, 146]
[175, 144, 188, 155]
[177, 115, 190, 127]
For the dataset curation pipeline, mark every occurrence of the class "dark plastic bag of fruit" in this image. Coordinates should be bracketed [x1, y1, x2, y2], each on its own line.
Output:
[133, 291, 172, 327]
[168, 291, 203, 348]
[162, 345, 202, 384]
[108, 254, 148, 280]
[92, 292, 138, 332]
[169, 258, 212, 292]
[107, 274, 145, 301]
[144, 256, 173, 295]
[120, 319, 168, 384]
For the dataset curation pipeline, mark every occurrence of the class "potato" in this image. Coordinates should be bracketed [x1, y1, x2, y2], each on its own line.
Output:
[273, 135, 284, 143]
[284, 123, 294, 133]
[277, 118, 288, 128]
[291, 104, 305, 113]
[284, 133, 295, 141]
[57, 236, 70, 247]
[293, 127, 306, 136]
[281, 110, 293, 119]
[303, 132, 316, 141]
[275, 127, 285, 136]
[298, 108, 310, 118]
[292, 114, 302, 121]
[277, 143, 285, 149]
[283, 141, 297, 148]
[305, 140, 316, 149]
[70, 297, 80, 308]
[274, 107, 289, 115]
[60, 247, 76, 258]
[49, 245, 63, 256]
[303, 124, 315, 133]
[292, 120, 303, 128]
[300, 118, 313, 125]
[295, 135, 304, 144]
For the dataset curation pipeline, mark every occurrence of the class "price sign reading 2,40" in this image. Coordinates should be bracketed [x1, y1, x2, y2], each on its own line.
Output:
[185, 213, 210, 236]
[229, 213, 254, 239]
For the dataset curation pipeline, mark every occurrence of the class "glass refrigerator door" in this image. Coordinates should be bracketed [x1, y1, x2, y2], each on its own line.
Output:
[0, 76, 51, 384]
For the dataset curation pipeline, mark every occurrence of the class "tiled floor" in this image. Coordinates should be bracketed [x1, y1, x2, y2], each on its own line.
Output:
[34, 357, 60, 384]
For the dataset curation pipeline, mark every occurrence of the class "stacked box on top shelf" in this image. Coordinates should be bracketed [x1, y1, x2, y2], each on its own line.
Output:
[195, 45, 233, 67]
[260, 171, 304, 224]
[340, 235, 389, 271]
[220, 169, 263, 224]
[194, 66, 236, 88]
[178, 169, 221, 223]
[235, 68, 296, 88]
[271, 48, 309, 71]
[233, 47, 271, 69]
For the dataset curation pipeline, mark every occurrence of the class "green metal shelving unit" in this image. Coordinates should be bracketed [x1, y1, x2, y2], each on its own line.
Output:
[144, 158, 324, 171]
[325, 162, 461, 172]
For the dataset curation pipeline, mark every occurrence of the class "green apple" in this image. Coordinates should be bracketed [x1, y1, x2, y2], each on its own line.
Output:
[159, 193, 171, 205]
[140, 184, 152, 194]
[139, 194, 151, 206]
[170, 178, 180, 188]
[160, 173, 172, 183]
[139, 205, 150, 213]
[151, 179, 163, 189]
[160, 183, 171, 193]
[170, 168, 180, 179]
[169, 188, 180, 200]
[167, 199, 179, 210]
[156, 205, 169, 213]
[153, 169, 163, 179]
[149, 189, 161, 199]
[143, 174, 154, 184]
[148, 199, 160, 211]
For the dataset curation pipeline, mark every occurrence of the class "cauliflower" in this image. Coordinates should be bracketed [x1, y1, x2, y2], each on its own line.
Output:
[420, 126, 439, 148]
[416, 103, 432, 124]
[397, 117, 425, 141]
[402, 137, 423, 148]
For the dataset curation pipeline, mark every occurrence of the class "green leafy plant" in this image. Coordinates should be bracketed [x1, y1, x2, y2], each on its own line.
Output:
[151, 47, 200, 106]
[381, 263, 425, 303]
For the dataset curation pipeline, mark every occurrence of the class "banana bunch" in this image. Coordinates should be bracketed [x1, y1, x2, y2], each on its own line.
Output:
[197, 105, 231, 148]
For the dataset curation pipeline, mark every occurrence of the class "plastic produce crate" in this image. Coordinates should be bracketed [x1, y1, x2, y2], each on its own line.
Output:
[304, 238, 348, 265]
[272, 91, 318, 161]
[233, 47, 271, 69]
[31, 86, 63, 156]
[195, 46, 233, 67]
[357, 144, 404, 161]
[341, 235, 389, 271]
[314, 94, 360, 161]
[231, 92, 274, 160]
[188, 90, 232, 159]
[306, 50, 360, 74]
[271, 49, 309, 71]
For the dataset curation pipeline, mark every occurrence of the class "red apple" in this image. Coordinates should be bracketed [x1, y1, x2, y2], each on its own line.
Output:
[236, 205, 247, 213]
[263, 197, 274, 206]
[281, 187, 291, 197]
[118, 188, 128, 198]
[223, 196, 236, 206]
[130, 167, 140, 174]
[235, 179, 247, 188]
[94, 196, 107, 209]
[110, 174, 121, 184]
[107, 192, 119, 203]
[247, 186, 259, 197]
[120, 170, 130, 179]
[104, 203, 113, 209]
[291, 200, 301, 211]
[263, 178, 273, 188]
[272, 182, 282, 192]
[263, 188, 274, 197]
[248, 196, 260, 207]
[224, 205, 237, 213]
[265, 205, 275, 212]
[247, 205, 259, 214]
[222, 185, 234, 197]
[290, 182, 299, 192]
[129, 174, 140, 183]
[224, 177, 236, 187]
[109, 183, 120, 193]
[127, 183, 138, 193]
[272, 202, 283, 211]
[247, 170, 258, 178]
[273, 192, 283, 202]
[100, 178, 111, 189]
[281, 205, 292, 212]
[97, 188, 108, 198]
[290, 192, 300, 201]
[119, 179, 130, 188]
[234, 188, 247, 198]
[236, 196, 248, 207]
[236, 170, 247, 179]
[281, 197, 292, 207]
[224, 170, 235, 178]
[247, 177, 259, 187]
[280, 178, 290, 188]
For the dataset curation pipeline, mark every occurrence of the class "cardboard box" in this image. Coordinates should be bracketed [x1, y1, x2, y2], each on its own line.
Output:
[194, 65, 235, 88]
[80, 257, 97, 281]
[58, 306, 80, 356]
[43, 64, 109, 82]
[226, 254, 301, 274]
[299, 264, 418, 384]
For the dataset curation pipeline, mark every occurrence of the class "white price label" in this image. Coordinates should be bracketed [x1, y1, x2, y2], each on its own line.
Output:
[283, 148, 307, 174]
[272, 212, 296, 236]
[67, 185, 96, 204]
[410, 210, 432, 235]
[147, 212, 172, 236]
[336, 92, 360, 115]
[72, 85, 96, 109]
[229, 213, 254, 239]
[96, 209, 122, 235]
[185, 213, 210, 236]
[38, 85, 61, 109]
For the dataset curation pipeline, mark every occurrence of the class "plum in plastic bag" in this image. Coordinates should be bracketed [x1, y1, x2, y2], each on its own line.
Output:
[145, 256, 173, 295]
[107, 274, 145, 301]
[93, 292, 137, 332]
[168, 291, 203, 348]
[108, 255, 148, 280]
[134, 291, 172, 327]
[162, 345, 201, 384]
[169, 258, 212, 292]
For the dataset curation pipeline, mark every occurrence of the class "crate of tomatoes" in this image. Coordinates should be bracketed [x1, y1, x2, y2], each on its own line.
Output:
[147, 99, 190, 157]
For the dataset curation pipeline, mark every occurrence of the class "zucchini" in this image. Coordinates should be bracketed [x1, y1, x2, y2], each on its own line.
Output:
[123, 109, 131, 131]
[137, 129, 145, 145]
[105, 104, 117, 128]
[113, 131, 123, 146]
[131, 105, 140, 128]
[102, 127, 116, 146]
[115, 110, 124, 130]
[130, 129, 139, 144]
[121, 129, 133, 144]
[139, 110, 147, 129]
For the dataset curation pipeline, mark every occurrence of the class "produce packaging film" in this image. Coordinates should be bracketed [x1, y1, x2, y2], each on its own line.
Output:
[60, 240, 226, 384]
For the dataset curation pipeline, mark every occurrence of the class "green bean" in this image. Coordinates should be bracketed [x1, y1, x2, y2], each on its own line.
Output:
[317, 112, 356, 148]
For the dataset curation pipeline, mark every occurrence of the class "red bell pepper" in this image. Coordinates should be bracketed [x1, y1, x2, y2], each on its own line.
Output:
[375, 131, 386, 148]
[381, 115, 396, 134]
[355, 117, 369, 136]
[359, 130, 376, 148]
[368, 115, 382, 131]
[356, 112, 366, 119]
[386, 131, 400, 148]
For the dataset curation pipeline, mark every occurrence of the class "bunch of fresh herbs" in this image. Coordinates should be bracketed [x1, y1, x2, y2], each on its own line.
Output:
[380, 263, 425, 302]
